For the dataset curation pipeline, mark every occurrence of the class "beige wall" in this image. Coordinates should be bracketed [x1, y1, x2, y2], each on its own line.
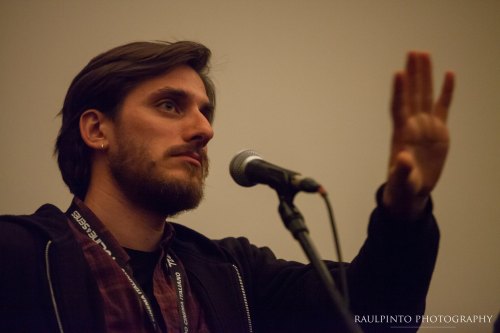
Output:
[1, 1, 499, 331]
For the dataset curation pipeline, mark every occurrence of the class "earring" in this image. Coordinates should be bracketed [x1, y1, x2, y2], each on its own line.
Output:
[100, 143, 105, 150]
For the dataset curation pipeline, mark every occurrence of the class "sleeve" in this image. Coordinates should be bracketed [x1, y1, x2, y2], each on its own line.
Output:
[220, 186, 440, 333]
[347, 186, 440, 332]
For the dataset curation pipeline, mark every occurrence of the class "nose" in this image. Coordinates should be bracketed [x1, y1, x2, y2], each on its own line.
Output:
[185, 108, 214, 147]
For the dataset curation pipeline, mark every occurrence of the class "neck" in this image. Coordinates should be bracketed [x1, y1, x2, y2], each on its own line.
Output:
[84, 181, 166, 252]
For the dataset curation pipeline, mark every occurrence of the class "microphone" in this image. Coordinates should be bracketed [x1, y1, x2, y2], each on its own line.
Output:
[229, 149, 321, 193]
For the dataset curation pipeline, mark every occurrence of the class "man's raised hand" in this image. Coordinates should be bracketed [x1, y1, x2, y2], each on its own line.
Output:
[383, 52, 455, 220]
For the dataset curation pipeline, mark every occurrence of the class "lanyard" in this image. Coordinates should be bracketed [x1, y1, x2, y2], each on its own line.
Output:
[67, 202, 189, 333]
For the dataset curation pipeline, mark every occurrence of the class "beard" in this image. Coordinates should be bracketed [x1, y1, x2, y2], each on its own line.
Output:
[108, 139, 209, 218]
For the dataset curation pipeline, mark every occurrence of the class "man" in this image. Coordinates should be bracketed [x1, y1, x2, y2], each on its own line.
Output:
[0, 41, 454, 333]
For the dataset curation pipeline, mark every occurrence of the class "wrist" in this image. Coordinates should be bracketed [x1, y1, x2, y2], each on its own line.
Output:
[382, 186, 430, 222]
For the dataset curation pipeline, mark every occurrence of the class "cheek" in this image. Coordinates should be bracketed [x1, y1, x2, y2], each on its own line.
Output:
[115, 111, 180, 159]
[144, 133, 186, 170]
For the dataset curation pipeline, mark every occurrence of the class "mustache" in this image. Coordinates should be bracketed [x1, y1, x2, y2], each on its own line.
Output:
[165, 143, 210, 175]
[166, 143, 207, 160]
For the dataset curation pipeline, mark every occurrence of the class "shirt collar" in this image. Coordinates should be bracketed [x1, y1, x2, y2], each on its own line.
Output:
[67, 196, 176, 266]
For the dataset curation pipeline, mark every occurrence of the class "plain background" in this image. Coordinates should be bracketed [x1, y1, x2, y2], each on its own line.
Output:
[1, 1, 499, 332]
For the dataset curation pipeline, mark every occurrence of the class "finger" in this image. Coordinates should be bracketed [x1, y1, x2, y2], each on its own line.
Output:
[406, 52, 418, 115]
[390, 72, 407, 129]
[420, 53, 434, 113]
[435, 71, 455, 123]
[392, 154, 413, 186]
[387, 151, 415, 195]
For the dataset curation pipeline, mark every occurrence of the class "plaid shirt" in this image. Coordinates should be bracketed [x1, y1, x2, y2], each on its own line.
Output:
[66, 197, 210, 333]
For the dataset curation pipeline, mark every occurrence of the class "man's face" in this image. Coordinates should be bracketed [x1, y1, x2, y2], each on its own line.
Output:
[106, 65, 214, 217]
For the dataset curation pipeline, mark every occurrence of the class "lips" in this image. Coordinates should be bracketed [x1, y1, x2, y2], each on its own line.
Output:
[175, 151, 202, 166]
[169, 147, 205, 166]
[166, 143, 210, 174]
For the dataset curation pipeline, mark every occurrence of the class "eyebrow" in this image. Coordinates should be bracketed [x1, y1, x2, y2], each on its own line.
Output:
[149, 87, 215, 122]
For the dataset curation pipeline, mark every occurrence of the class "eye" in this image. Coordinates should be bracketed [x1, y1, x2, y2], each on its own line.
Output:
[157, 99, 180, 114]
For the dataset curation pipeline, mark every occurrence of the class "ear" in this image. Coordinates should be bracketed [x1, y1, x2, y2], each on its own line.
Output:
[79, 109, 111, 150]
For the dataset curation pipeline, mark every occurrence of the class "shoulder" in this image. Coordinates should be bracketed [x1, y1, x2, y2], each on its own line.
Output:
[170, 222, 285, 270]
[0, 204, 69, 255]
[171, 222, 250, 261]
[0, 205, 67, 299]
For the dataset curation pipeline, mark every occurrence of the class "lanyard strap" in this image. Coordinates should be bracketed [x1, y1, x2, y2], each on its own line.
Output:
[166, 254, 189, 332]
[67, 203, 189, 333]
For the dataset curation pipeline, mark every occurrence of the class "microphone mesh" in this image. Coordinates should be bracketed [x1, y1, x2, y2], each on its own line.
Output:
[229, 149, 261, 187]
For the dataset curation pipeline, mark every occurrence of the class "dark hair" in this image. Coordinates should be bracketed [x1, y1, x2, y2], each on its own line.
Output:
[55, 40, 215, 199]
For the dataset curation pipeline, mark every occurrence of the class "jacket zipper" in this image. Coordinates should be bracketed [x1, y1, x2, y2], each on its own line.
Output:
[232, 264, 254, 333]
[45, 240, 65, 333]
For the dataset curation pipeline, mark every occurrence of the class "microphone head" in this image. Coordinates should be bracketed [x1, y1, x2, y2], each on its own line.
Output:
[229, 149, 262, 187]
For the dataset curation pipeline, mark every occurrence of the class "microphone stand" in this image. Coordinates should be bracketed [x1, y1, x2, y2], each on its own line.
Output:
[277, 190, 363, 333]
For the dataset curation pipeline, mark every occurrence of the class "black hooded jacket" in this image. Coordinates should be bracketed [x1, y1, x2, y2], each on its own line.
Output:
[0, 191, 439, 333]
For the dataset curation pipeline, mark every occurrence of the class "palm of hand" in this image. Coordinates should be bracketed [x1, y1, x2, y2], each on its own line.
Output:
[392, 111, 450, 196]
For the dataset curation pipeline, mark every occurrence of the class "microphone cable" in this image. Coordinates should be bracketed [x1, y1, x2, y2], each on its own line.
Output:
[318, 186, 350, 308]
